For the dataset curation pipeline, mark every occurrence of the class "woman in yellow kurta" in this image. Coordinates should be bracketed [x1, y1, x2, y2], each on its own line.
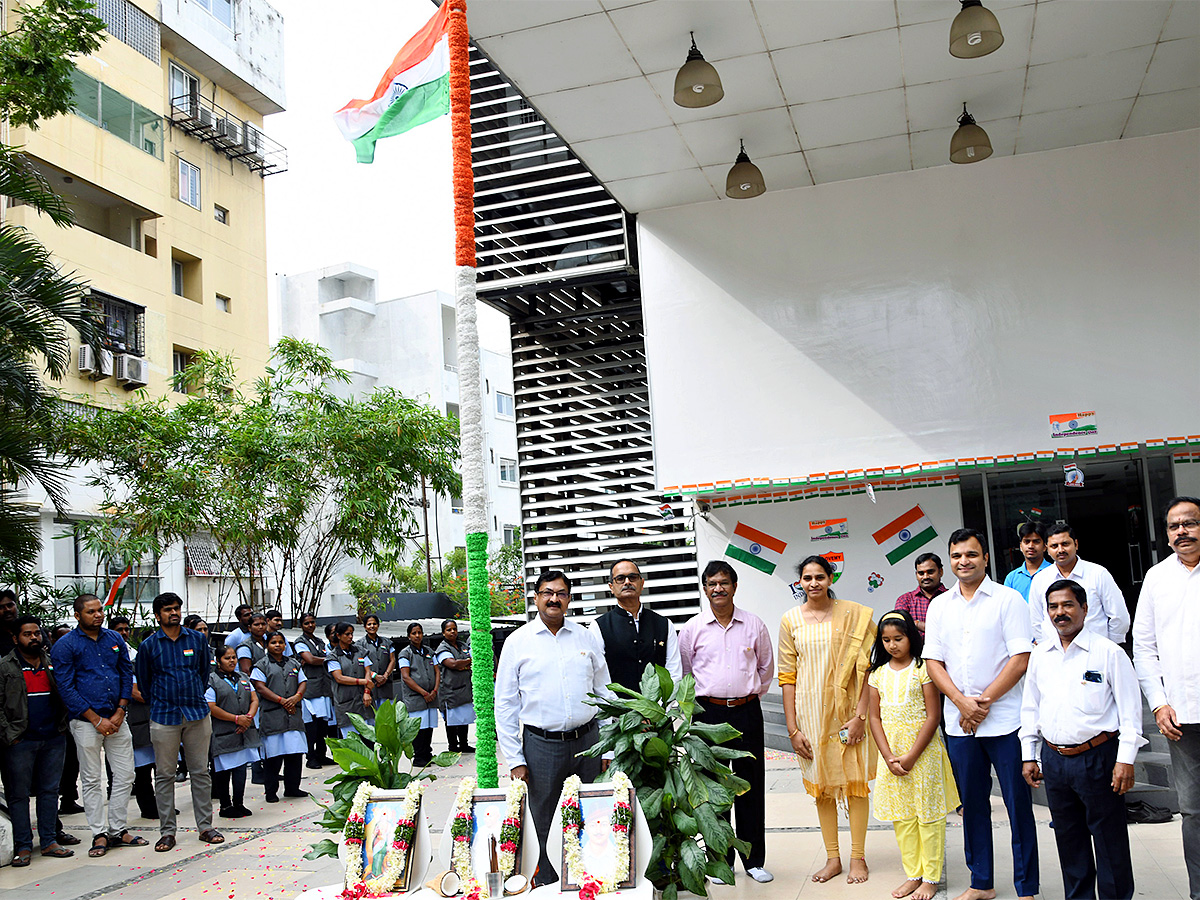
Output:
[778, 554, 877, 885]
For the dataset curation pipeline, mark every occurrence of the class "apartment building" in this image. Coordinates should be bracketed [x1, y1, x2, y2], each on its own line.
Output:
[8, 0, 286, 605]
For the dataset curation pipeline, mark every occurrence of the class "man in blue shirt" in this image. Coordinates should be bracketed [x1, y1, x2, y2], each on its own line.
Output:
[50, 594, 137, 858]
[1004, 522, 1051, 601]
[136, 592, 220, 851]
[223, 603, 255, 649]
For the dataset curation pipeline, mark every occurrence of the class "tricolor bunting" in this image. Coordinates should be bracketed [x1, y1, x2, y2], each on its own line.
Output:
[872, 505, 938, 566]
[726, 521, 787, 575]
[334, 0, 451, 163]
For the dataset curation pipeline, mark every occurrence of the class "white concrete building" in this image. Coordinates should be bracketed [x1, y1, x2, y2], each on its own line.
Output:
[277, 262, 522, 591]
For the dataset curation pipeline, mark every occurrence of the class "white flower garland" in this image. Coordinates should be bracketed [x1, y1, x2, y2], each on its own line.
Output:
[450, 776, 527, 897]
[559, 771, 633, 895]
[342, 780, 424, 897]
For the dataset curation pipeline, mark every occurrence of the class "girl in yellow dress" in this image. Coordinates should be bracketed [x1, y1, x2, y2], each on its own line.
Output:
[778, 555, 877, 885]
[867, 610, 960, 900]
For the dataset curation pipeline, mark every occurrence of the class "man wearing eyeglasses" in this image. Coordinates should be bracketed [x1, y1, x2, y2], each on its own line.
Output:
[495, 569, 614, 887]
[1133, 496, 1200, 899]
[594, 559, 682, 693]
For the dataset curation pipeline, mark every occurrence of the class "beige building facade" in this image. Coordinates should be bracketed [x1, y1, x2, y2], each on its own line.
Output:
[6, 0, 286, 606]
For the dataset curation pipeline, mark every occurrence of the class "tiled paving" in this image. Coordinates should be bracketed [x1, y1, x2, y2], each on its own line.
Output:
[0, 737, 1188, 899]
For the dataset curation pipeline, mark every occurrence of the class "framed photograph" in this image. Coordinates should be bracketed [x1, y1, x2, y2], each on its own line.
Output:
[469, 788, 526, 886]
[360, 789, 423, 892]
[560, 787, 636, 892]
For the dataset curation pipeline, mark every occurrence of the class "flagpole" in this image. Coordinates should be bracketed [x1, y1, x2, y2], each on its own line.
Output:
[446, 0, 498, 790]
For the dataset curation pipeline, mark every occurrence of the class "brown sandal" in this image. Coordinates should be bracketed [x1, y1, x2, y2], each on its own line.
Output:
[154, 834, 176, 852]
[198, 829, 225, 844]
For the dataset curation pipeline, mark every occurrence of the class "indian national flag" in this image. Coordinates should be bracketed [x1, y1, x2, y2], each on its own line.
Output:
[726, 521, 787, 575]
[334, 0, 451, 163]
[872, 505, 937, 566]
[104, 565, 132, 608]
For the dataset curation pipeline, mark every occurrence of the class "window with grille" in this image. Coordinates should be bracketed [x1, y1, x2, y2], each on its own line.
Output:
[94, 0, 161, 64]
[87, 291, 145, 356]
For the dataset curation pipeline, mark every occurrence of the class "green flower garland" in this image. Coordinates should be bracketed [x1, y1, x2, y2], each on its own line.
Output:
[465, 530, 498, 788]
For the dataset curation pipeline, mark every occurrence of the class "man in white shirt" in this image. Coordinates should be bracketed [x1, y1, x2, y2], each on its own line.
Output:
[1028, 524, 1131, 645]
[495, 569, 614, 887]
[1021, 580, 1142, 900]
[925, 528, 1037, 900]
[1133, 495, 1200, 900]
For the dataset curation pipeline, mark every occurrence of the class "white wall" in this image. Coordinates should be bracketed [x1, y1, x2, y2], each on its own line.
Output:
[695, 483, 962, 670]
[639, 130, 1200, 490]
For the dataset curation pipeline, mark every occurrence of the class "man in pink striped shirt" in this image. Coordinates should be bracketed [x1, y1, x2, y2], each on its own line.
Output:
[679, 560, 775, 884]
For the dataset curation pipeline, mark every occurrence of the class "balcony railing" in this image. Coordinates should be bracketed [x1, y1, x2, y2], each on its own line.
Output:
[168, 92, 287, 176]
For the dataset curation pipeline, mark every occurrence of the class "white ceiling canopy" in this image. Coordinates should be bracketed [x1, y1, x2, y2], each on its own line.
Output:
[467, 0, 1200, 212]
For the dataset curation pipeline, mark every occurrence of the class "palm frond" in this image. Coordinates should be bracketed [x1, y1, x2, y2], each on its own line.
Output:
[0, 149, 73, 226]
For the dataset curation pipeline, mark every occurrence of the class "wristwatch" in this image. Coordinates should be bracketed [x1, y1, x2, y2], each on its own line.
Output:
[856, 713, 867, 721]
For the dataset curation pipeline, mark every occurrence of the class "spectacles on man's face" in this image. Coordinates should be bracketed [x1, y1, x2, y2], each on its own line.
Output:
[610, 573, 643, 584]
[538, 589, 569, 600]
[1166, 519, 1200, 533]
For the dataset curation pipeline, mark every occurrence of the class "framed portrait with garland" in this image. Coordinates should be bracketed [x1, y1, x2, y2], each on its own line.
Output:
[437, 777, 535, 897]
[342, 781, 429, 895]
[559, 773, 637, 893]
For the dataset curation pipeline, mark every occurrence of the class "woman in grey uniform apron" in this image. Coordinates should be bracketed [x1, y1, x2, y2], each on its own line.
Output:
[293, 613, 335, 768]
[327, 622, 375, 738]
[398, 622, 440, 767]
[206, 645, 260, 818]
[360, 614, 396, 703]
[250, 632, 307, 802]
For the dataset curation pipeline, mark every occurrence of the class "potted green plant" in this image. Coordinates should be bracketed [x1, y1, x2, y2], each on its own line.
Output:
[584, 665, 751, 900]
[305, 700, 458, 865]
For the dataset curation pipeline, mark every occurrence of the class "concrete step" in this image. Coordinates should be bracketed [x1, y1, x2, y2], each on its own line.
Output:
[1136, 750, 1173, 787]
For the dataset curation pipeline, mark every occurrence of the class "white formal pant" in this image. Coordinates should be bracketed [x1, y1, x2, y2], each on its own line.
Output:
[69, 717, 135, 838]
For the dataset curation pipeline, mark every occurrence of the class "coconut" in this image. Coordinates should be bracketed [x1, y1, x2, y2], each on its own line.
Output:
[504, 874, 528, 894]
[439, 870, 461, 896]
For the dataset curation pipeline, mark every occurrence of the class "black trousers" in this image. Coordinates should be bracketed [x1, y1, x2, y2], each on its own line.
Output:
[213, 764, 247, 810]
[305, 719, 331, 765]
[262, 753, 302, 798]
[447, 724, 471, 751]
[696, 696, 766, 870]
[412, 727, 433, 764]
[59, 730, 79, 807]
[523, 722, 602, 887]
[1043, 738, 1134, 900]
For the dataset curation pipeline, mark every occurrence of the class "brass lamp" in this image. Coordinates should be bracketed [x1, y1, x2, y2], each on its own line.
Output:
[673, 32, 723, 108]
[950, 0, 1004, 58]
[950, 104, 993, 163]
[725, 140, 765, 199]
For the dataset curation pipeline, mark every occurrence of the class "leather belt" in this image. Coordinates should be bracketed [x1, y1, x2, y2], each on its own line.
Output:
[1046, 730, 1117, 757]
[525, 720, 596, 742]
[698, 695, 755, 708]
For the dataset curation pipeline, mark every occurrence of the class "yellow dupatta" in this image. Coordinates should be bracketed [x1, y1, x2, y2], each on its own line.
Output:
[810, 600, 878, 802]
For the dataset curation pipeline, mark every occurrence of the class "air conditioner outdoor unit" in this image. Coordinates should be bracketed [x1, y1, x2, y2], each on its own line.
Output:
[216, 117, 239, 142]
[95, 349, 113, 379]
[242, 124, 261, 154]
[115, 353, 148, 387]
[197, 106, 215, 130]
[79, 344, 95, 374]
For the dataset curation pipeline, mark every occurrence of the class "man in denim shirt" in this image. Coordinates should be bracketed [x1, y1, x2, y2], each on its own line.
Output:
[50, 595, 137, 858]
[137, 592, 220, 851]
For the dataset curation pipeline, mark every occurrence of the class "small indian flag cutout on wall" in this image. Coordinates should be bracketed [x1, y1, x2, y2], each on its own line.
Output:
[872, 505, 938, 566]
[726, 521, 788, 575]
[809, 518, 848, 541]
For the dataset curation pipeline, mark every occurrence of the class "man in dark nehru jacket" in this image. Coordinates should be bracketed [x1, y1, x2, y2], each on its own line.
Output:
[594, 558, 682, 691]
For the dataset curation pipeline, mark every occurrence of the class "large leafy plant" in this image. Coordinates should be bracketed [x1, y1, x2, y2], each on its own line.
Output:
[585, 665, 751, 900]
[306, 700, 458, 861]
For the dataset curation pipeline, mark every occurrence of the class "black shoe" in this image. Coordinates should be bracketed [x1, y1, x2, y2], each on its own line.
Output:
[283, 790, 310, 798]
[59, 802, 84, 815]
[175, 771, 187, 784]
[1126, 799, 1174, 824]
[459, 744, 476, 753]
[56, 831, 81, 846]
[305, 760, 324, 769]
[139, 809, 158, 820]
[219, 807, 239, 819]
[233, 806, 254, 818]
[265, 794, 279, 803]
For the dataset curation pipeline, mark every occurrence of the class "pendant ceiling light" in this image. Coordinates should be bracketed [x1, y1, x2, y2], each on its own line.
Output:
[950, 104, 993, 163]
[950, 0, 1004, 58]
[726, 140, 765, 199]
[673, 32, 723, 108]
